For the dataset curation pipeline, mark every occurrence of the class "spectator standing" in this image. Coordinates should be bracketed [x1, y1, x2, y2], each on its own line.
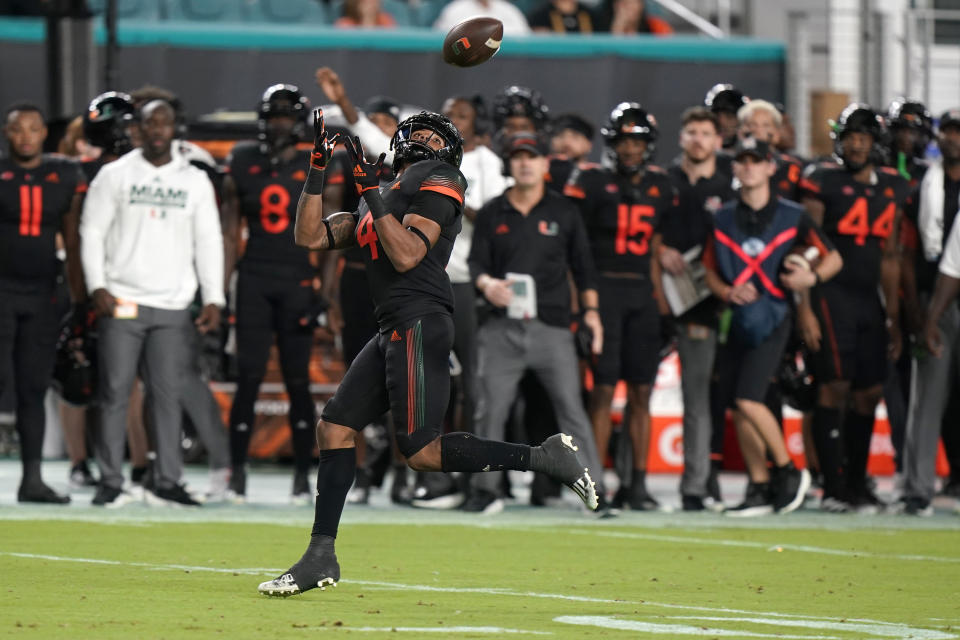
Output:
[661, 106, 734, 511]
[81, 100, 225, 507]
[0, 103, 86, 503]
[466, 133, 605, 514]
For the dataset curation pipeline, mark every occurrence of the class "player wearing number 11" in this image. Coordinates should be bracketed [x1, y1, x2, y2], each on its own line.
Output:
[256, 109, 600, 597]
[797, 103, 911, 511]
[0, 103, 86, 504]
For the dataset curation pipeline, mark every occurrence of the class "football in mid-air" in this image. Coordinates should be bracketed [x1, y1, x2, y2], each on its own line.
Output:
[442, 17, 503, 67]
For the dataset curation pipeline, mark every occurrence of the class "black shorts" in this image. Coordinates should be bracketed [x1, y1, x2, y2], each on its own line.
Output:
[812, 283, 887, 389]
[716, 316, 792, 404]
[594, 278, 661, 386]
[321, 312, 453, 458]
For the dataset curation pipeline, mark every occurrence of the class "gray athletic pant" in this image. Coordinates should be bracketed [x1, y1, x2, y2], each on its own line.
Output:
[676, 323, 717, 497]
[471, 317, 605, 496]
[903, 300, 960, 501]
[96, 306, 191, 490]
[180, 325, 230, 470]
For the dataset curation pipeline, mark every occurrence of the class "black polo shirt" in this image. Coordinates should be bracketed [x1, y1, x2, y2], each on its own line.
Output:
[469, 187, 597, 327]
[663, 160, 736, 327]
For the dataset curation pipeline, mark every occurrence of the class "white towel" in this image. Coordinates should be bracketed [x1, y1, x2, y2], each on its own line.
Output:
[918, 159, 945, 261]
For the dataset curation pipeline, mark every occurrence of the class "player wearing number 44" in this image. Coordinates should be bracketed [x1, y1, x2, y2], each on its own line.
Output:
[221, 84, 323, 505]
[797, 103, 911, 512]
[256, 108, 602, 598]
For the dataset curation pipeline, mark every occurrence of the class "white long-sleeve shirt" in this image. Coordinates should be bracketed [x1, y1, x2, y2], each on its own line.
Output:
[447, 144, 508, 283]
[80, 148, 225, 310]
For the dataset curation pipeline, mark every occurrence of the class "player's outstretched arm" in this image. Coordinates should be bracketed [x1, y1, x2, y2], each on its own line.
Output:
[342, 135, 441, 273]
[295, 108, 344, 250]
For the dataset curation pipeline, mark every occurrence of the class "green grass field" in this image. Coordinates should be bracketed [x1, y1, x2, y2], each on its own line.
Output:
[2, 505, 959, 639]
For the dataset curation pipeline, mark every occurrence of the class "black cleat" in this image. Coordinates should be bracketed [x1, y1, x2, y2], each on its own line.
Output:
[18, 481, 70, 504]
[535, 433, 598, 511]
[259, 546, 340, 597]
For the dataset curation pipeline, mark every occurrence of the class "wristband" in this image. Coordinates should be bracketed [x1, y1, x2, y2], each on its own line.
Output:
[304, 165, 325, 195]
[406, 225, 431, 253]
[363, 188, 389, 220]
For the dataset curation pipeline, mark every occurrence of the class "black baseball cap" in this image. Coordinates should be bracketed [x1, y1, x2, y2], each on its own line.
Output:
[552, 113, 595, 141]
[733, 136, 773, 161]
[364, 96, 401, 122]
[505, 132, 549, 157]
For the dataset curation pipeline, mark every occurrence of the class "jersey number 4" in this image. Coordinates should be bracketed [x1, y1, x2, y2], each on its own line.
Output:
[357, 211, 379, 259]
[836, 197, 895, 246]
[259, 184, 290, 234]
[616, 203, 654, 255]
[19, 185, 43, 237]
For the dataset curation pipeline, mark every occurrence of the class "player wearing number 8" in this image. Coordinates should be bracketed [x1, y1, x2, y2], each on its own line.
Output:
[797, 103, 911, 511]
[221, 84, 320, 503]
[0, 103, 87, 504]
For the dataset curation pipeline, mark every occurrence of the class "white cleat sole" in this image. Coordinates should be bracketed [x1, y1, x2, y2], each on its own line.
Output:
[258, 577, 337, 598]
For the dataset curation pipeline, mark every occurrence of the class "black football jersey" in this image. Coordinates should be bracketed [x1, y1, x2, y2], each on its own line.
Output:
[800, 163, 911, 289]
[771, 152, 806, 202]
[562, 164, 677, 278]
[228, 141, 314, 279]
[351, 159, 467, 330]
[0, 154, 86, 291]
[326, 151, 366, 264]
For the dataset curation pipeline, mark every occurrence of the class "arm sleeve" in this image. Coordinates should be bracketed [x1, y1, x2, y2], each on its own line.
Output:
[798, 211, 835, 256]
[79, 168, 118, 293]
[568, 204, 598, 292]
[192, 173, 226, 307]
[407, 189, 460, 229]
[468, 204, 495, 283]
[939, 216, 960, 278]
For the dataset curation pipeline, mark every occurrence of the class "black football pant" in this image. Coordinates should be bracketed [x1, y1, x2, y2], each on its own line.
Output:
[229, 271, 316, 474]
[0, 290, 59, 480]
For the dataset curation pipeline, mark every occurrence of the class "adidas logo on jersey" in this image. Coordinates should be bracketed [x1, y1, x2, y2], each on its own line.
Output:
[390, 330, 402, 342]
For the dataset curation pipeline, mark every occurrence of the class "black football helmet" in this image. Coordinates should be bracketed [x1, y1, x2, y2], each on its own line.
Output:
[831, 103, 889, 170]
[886, 97, 933, 158]
[704, 83, 749, 114]
[257, 83, 310, 153]
[390, 111, 464, 172]
[492, 85, 549, 132]
[83, 91, 135, 156]
[601, 102, 658, 175]
[52, 306, 97, 407]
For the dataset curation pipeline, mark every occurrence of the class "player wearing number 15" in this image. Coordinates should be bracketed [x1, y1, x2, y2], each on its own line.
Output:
[798, 103, 911, 511]
[221, 84, 319, 503]
[0, 103, 86, 504]
[256, 109, 600, 597]
[576, 102, 677, 511]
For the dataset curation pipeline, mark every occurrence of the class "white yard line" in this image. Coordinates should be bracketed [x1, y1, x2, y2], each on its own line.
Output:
[549, 528, 960, 563]
[2, 550, 953, 640]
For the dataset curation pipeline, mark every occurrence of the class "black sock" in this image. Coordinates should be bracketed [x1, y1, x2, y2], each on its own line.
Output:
[229, 421, 254, 470]
[812, 406, 844, 499]
[843, 411, 875, 496]
[631, 468, 647, 492]
[440, 432, 530, 473]
[21, 459, 41, 486]
[311, 448, 356, 538]
[290, 419, 316, 475]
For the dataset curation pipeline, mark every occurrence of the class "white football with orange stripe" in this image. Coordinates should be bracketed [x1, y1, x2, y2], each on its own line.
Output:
[442, 18, 503, 68]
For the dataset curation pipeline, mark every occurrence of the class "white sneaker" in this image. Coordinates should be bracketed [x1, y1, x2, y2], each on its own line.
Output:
[201, 467, 230, 503]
